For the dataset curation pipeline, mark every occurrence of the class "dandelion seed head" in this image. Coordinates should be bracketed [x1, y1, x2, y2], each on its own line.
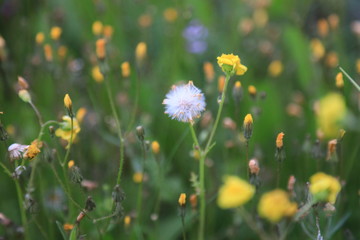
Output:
[163, 81, 206, 123]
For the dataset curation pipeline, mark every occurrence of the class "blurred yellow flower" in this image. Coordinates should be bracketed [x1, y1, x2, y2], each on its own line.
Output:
[317, 19, 329, 37]
[133, 172, 143, 183]
[268, 60, 283, 77]
[55, 116, 81, 148]
[24, 140, 42, 159]
[121, 61, 131, 78]
[57, 45, 67, 60]
[310, 172, 341, 204]
[310, 38, 325, 60]
[96, 38, 107, 60]
[178, 193, 186, 206]
[124, 215, 131, 228]
[248, 85, 257, 97]
[217, 176, 254, 209]
[63, 223, 74, 231]
[92, 66, 104, 83]
[68, 160, 75, 168]
[163, 8, 178, 23]
[253, 8, 268, 28]
[217, 54, 247, 76]
[335, 72, 344, 88]
[316, 93, 346, 138]
[276, 132, 285, 148]
[203, 62, 215, 82]
[258, 189, 297, 223]
[35, 32, 45, 45]
[92, 21, 103, 36]
[50, 26, 62, 40]
[151, 141, 160, 154]
[103, 25, 114, 38]
[135, 42, 147, 63]
[44, 44, 53, 62]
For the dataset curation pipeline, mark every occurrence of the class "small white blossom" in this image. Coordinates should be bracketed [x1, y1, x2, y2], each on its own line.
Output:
[8, 143, 29, 161]
[163, 81, 206, 123]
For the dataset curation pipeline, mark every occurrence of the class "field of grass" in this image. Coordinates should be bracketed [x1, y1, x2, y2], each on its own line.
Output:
[0, 0, 360, 239]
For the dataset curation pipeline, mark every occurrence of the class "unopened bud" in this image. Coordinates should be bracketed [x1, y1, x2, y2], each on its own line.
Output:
[85, 196, 96, 211]
[248, 159, 260, 175]
[68, 160, 75, 168]
[103, 25, 114, 39]
[232, 81, 243, 103]
[44, 44, 53, 62]
[287, 175, 296, 196]
[203, 62, 215, 82]
[92, 21, 103, 36]
[112, 185, 126, 203]
[326, 139, 337, 161]
[121, 61, 131, 78]
[63, 94, 73, 117]
[18, 89, 32, 103]
[35, 32, 45, 45]
[76, 211, 86, 223]
[243, 114, 253, 140]
[335, 72, 344, 88]
[18, 76, 29, 90]
[135, 42, 147, 64]
[136, 126, 145, 141]
[276, 132, 285, 149]
[96, 38, 107, 60]
[189, 194, 197, 209]
[223, 117, 236, 130]
[151, 141, 160, 154]
[178, 193, 186, 206]
[124, 215, 131, 228]
[248, 85, 257, 98]
[50, 26, 62, 40]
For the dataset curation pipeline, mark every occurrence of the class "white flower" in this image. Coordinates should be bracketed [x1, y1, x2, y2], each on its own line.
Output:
[8, 143, 29, 161]
[163, 81, 206, 123]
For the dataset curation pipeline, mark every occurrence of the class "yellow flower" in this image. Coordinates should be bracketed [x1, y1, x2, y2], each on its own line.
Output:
[310, 39, 325, 60]
[103, 25, 114, 39]
[248, 85, 257, 97]
[63, 223, 74, 231]
[268, 60, 283, 77]
[217, 54, 247, 76]
[68, 160, 75, 168]
[163, 8, 178, 22]
[133, 172, 143, 183]
[92, 21, 103, 36]
[203, 62, 215, 82]
[310, 172, 341, 204]
[258, 189, 298, 223]
[316, 93, 346, 138]
[35, 32, 45, 45]
[276, 132, 285, 148]
[50, 26, 62, 40]
[92, 66, 104, 83]
[178, 193, 186, 206]
[151, 141, 160, 154]
[335, 72, 344, 88]
[96, 38, 107, 60]
[24, 140, 42, 159]
[124, 215, 131, 228]
[243, 114, 253, 140]
[135, 42, 147, 63]
[43, 44, 53, 62]
[55, 116, 81, 148]
[121, 61, 131, 78]
[64, 94, 72, 110]
[217, 176, 254, 209]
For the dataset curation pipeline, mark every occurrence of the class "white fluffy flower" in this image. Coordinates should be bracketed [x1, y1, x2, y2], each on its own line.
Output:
[163, 81, 206, 123]
[8, 143, 29, 161]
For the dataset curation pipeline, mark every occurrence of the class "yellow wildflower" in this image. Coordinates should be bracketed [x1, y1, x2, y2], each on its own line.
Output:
[96, 38, 106, 60]
[335, 72, 344, 88]
[151, 141, 160, 154]
[203, 62, 215, 82]
[133, 172, 143, 183]
[76, 107, 87, 123]
[243, 114, 253, 140]
[316, 93, 346, 138]
[135, 42, 147, 63]
[55, 115, 81, 148]
[310, 172, 341, 204]
[248, 85, 257, 97]
[92, 66, 104, 83]
[217, 53, 247, 76]
[310, 39, 325, 60]
[325, 51, 338, 68]
[121, 61, 131, 78]
[24, 140, 42, 159]
[92, 21, 103, 36]
[57, 46, 67, 60]
[138, 14, 152, 28]
[35, 32, 45, 45]
[63, 223, 74, 231]
[124, 215, 131, 228]
[68, 160, 75, 168]
[50, 26, 62, 40]
[44, 44, 53, 62]
[64, 94, 72, 111]
[258, 189, 297, 223]
[103, 25, 114, 39]
[268, 60, 283, 77]
[317, 19, 329, 37]
[217, 176, 254, 209]
[178, 193, 186, 206]
[163, 8, 178, 22]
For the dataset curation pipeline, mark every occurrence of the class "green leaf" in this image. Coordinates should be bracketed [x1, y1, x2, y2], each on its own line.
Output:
[55, 221, 67, 240]
[69, 225, 78, 240]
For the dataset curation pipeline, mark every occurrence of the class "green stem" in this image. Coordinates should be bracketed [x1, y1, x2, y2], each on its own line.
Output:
[0, 161, 12, 177]
[104, 74, 125, 185]
[15, 180, 30, 240]
[29, 101, 44, 126]
[136, 141, 146, 222]
[62, 117, 73, 167]
[339, 66, 360, 92]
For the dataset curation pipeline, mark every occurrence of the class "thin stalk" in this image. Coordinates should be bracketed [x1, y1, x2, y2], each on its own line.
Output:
[104, 74, 125, 185]
[0, 161, 12, 177]
[29, 101, 44, 126]
[61, 117, 73, 167]
[15, 180, 30, 240]
[339, 67, 360, 92]
[276, 161, 281, 188]
[181, 216, 187, 240]
[136, 140, 146, 222]
[239, 207, 272, 240]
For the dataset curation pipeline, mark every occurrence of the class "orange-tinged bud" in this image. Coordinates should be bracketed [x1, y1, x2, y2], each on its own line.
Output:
[218, 75, 225, 92]
[96, 38, 107, 60]
[124, 215, 131, 227]
[133, 172, 143, 183]
[76, 211, 86, 223]
[276, 132, 285, 148]
[103, 25, 114, 38]
[138, 14, 152, 28]
[234, 81, 241, 88]
[121, 61, 131, 78]
[64, 94, 72, 110]
[50, 26, 62, 40]
[63, 223, 74, 231]
[57, 45, 67, 60]
[135, 42, 147, 63]
[243, 114, 253, 140]
[35, 32, 45, 45]
[328, 14, 339, 29]
[325, 52, 338, 68]
[68, 160, 75, 168]
[248, 159, 260, 175]
[248, 85, 257, 97]
[163, 8, 178, 22]
[326, 139, 337, 161]
[18, 89, 31, 103]
[178, 193, 186, 206]
[190, 194, 197, 209]
[203, 62, 215, 82]
[44, 44, 53, 62]
[18, 76, 29, 90]
[92, 66, 104, 83]
[335, 72, 344, 88]
[317, 19, 329, 37]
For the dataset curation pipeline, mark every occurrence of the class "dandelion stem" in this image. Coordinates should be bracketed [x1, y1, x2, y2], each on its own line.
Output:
[15, 180, 30, 240]
[103, 73, 125, 185]
[339, 66, 360, 92]
[29, 101, 44, 126]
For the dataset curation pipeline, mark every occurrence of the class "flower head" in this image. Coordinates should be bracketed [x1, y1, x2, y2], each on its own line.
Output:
[217, 54, 247, 76]
[55, 116, 81, 148]
[8, 143, 29, 161]
[163, 81, 206, 123]
[243, 114, 253, 140]
[258, 189, 298, 223]
[178, 193, 186, 206]
[309, 172, 341, 204]
[24, 140, 41, 159]
[217, 176, 255, 209]
[276, 132, 285, 149]
[50, 26, 62, 40]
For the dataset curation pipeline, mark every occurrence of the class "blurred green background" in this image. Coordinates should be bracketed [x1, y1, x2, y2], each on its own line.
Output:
[0, 0, 359, 239]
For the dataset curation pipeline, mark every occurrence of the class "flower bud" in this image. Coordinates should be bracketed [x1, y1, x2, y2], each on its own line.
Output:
[112, 185, 126, 203]
[103, 25, 114, 39]
[35, 32, 44, 45]
[287, 175, 296, 197]
[18, 89, 32, 103]
[64, 94, 73, 117]
[335, 72, 344, 88]
[92, 66, 104, 83]
[189, 194, 197, 209]
[135, 42, 147, 64]
[121, 61, 131, 78]
[96, 38, 107, 60]
[133, 172, 143, 183]
[232, 81, 243, 103]
[178, 193, 186, 206]
[151, 141, 160, 154]
[124, 215, 131, 228]
[68, 160, 75, 168]
[63, 223, 74, 231]
[136, 126, 145, 141]
[76, 211, 86, 223]
[276, 132, 285, 149]
[243, 114, 253, 140]
[85, 196, 96, 211]
[217, 76, 225, 93]
[326, 139, 337, 161]
[248, 85, 257, 98]
[203, 62, 215, 82]
[43, 44, 53, 62]
[92, 21, 103, 36]
[18, 76, 29, 90]
[248, 159, 260, 175]
[50, 26, 62, 40]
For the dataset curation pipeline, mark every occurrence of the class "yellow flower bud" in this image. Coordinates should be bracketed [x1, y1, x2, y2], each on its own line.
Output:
[276, 132, 285, 149]
[124, 215, 131, 228]
[335, 72, 344, 88]
[138, 14, 152, 28]
[50, 26, 62, 40]
[68, 160, 75, 168]
[310, 39, 325, 60]
[163, 8, 178, 23]
[44, 44, 53, 62]
[103, 25, 114, 38]
[35, 32, 45, 45]
[133, 172, 143, 183]
[121, 61, 131, 78]
[217, 53, 247, 76]
[248, 159, 260, 175]
[178, 193, 186, 206]
[135, 42, 147, 63]
[58, 45, 67, 60]
[63, 223, 74, 231]
[268, 60, 283, 77]
[189, 194, 197, 209]
[325, 51, 338, 68]
[18, 89, 32, 103]
[234, 81, 241, 88]
[151, 141, 160, 154]
[64, 94, 72, 110]
[92, 66, 104, 83]
[317, 19, 329, 37]
[310, 172, 341, 204]
[96, 38, 107, 60]
[248, 85, 257, 97]
[92, 21, 103, 36]
[243, 114, 253, 140]
[217, 76, 225, 93]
